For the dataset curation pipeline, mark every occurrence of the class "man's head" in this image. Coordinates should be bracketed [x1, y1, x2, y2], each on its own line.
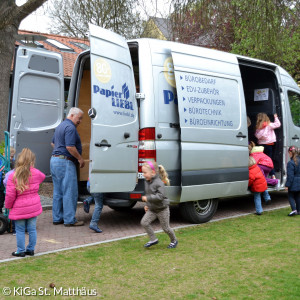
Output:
[67, 107, 84, 127]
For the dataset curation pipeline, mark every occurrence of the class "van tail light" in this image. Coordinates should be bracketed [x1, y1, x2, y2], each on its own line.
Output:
[138, 127, 156, 173]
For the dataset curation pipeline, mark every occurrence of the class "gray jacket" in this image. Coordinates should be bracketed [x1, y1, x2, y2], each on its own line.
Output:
[144, 175, 169, 212]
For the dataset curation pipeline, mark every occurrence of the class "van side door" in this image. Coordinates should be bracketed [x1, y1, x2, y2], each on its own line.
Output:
[9, 46, 64, 176]
[89, 24, 138, 193]
[171, 49, 249, 202]
[278, 67, 300, 148]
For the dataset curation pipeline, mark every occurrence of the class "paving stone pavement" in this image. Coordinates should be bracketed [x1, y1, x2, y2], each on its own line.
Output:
[0, 192, 290, 262]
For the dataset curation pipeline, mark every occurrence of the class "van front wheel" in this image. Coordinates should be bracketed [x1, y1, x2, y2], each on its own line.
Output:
[179, 199, 218, 224]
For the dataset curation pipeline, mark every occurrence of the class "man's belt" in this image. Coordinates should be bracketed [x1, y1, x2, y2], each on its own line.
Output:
[52, 155, 77, 163]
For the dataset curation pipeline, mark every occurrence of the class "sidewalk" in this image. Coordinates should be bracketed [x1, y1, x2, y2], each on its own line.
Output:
[0, 192, 289, 262]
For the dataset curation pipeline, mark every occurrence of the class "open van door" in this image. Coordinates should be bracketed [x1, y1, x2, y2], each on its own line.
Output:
[171, 48, 249, 203]
[9, 46, 64, 176]
[88, 25, 138, 193]
[278, 67, 300, 148]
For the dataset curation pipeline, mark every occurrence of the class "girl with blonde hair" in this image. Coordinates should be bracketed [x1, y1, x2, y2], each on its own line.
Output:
[140, 161, 178, 248]
[5, 148, 45, 257]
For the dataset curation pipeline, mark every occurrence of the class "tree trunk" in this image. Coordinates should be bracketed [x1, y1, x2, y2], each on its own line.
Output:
[0, 24, 18, 141]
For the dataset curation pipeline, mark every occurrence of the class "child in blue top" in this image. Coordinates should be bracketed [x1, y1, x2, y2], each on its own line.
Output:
[285, 146, 300, 216]
[83, 179, 104, 233]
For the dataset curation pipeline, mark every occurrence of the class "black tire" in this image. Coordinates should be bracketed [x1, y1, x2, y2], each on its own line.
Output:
[179, 199, 218, 224]
[0, 214, 8, 235]
[108, 201, 137, 212]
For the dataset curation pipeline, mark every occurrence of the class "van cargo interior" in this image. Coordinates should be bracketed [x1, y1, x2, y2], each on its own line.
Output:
[239, 60, 283, 180]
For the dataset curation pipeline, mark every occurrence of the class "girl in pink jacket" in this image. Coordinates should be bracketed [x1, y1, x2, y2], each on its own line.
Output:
[5, 148, 45, 257]
[255, 113, 281, 178]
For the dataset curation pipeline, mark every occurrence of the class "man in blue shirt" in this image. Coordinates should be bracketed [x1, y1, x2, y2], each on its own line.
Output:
[50, 107, 85, 226]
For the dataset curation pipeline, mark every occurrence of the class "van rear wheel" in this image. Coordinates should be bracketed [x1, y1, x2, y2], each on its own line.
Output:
[179, 199, 218, 224]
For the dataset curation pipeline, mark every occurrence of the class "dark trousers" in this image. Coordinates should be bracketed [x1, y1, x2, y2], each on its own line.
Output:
[263, 144, 275, 176]
[288, 191, 300, 213]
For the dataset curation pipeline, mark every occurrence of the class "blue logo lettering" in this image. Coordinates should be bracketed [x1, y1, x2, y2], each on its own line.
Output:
[93, 83, 133, 111]
[163, 90, 178, 105]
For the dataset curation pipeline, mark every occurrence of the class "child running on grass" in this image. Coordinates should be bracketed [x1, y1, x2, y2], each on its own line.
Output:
[5, 148, 45, 257]
[140, 161, 178, 248]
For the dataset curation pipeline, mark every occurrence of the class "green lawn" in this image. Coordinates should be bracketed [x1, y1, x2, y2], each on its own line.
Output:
[0, 208, 299, 300]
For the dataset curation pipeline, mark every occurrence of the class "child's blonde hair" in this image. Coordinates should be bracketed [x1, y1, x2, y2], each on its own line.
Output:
[10, 147, 16, 157]
[256, 113, 270, 129]
[13, 148, 35, 193]
[248, 156, 256, 167]
[143, 161, 170, 185]
[158, 165, 170, 186]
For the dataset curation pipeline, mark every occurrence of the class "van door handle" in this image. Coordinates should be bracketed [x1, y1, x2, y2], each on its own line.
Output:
[95, 143, 111, 147]
[292, 135, 299, 140]
[236, 132, 247, 138]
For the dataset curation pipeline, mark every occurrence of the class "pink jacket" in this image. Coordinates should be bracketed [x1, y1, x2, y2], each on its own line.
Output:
[250, 146, 274, 168]
[5, 167, 45, 220]
[255, 116, 281, 145]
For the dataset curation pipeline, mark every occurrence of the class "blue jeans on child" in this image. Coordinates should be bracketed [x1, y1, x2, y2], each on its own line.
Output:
[85, 192, 104, 227]
[253, 190, 271, 214]
[50, 156, 78, 225]
[15, 217, 37, 253]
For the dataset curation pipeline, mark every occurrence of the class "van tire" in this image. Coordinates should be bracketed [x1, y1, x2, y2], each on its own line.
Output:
[179, 199, 218, 224]
[108, 201, 137, 212]
[0, 214, 8, 235]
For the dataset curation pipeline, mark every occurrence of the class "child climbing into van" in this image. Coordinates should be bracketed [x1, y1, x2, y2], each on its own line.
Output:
[285, 146, 300, 216]
[140, 161, 178, 248]
[249, 141, 280, 190]
[255, 113, 281, 178]
[248, 156, 270, 215]
[5, 148, 45, 257]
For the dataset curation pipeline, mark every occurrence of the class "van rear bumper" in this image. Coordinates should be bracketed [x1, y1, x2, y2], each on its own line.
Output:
[103, 180, 144, 207]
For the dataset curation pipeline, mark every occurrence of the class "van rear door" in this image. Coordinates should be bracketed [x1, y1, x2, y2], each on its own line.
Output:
[89, 25, 138, 193]
[171, 49, 249, 201]
[9, 46, 64, 176]
[278, 67, 300, 148]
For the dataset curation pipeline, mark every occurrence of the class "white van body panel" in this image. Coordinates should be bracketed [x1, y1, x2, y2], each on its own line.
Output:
[277, 67, 300, 149]
[89, 25, 138, 193]
[9, 46, 64, 176]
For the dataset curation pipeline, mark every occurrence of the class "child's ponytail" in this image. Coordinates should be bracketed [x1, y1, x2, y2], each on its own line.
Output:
[158, 165, 170, 186]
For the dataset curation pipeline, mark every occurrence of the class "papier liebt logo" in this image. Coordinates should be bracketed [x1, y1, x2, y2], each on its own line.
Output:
[93, 83, 133, 110]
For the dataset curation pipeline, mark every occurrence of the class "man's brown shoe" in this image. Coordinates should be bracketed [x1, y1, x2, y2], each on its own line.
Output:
[64, 221, 84, 227]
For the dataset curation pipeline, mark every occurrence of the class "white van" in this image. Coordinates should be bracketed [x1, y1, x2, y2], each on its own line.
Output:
[8, 25, 300, 223]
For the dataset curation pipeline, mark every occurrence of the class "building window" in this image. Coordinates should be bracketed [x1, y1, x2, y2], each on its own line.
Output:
[46, 39, 74, 52]
[70, 41, 89, 50]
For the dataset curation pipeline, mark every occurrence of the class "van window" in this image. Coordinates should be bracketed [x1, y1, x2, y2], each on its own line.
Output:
[288, 91, 300, 127]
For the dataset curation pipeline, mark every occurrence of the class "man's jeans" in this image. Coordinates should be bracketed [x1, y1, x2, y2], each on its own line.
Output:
[253, 190, 271, 213]
[50, 156, 78, 225]
[86, 187, 104, 227]
[15, 217, 37, 253]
